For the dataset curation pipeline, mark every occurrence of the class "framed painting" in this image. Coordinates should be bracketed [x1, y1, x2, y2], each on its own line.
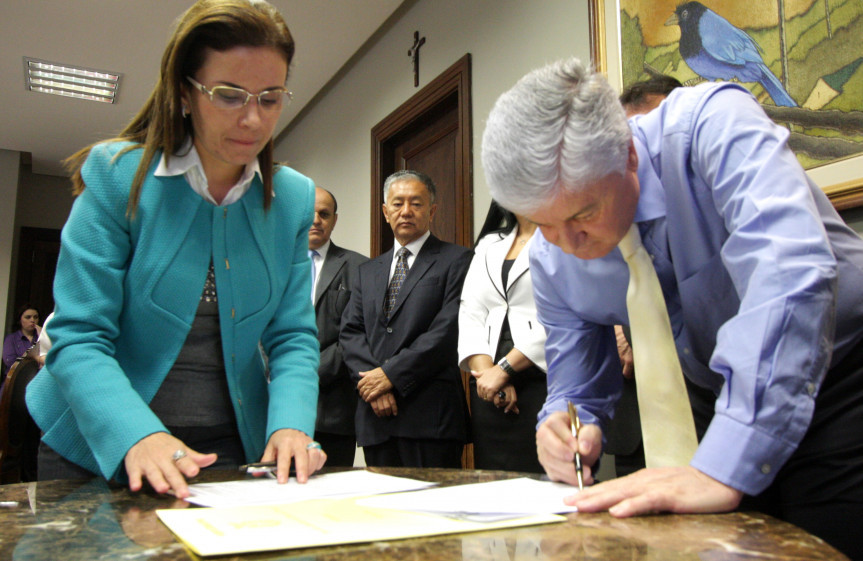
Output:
[588, 0, 863, 209]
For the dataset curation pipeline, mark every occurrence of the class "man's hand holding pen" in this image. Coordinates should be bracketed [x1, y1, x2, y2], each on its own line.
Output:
[567, 402, 584, 490]
[536, 410, 602, 488]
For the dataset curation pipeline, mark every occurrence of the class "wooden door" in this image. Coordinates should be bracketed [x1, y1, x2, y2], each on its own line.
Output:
[371, 54, 473, 257]
[12, 227, 60, 332]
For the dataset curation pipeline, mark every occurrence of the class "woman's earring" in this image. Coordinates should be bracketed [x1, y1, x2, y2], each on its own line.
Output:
[181, 105, 189, 118]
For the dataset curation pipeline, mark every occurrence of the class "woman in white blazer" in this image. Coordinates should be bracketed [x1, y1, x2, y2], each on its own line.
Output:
[458, 202, 547, 472]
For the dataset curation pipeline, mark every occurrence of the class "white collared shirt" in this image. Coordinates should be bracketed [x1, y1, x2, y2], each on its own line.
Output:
[310, 240, 330, 300]
[154, 139, 262, 206]
[389, 230, 430, 281]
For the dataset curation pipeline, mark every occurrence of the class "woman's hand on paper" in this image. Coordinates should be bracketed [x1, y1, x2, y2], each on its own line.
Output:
[261, 428, 327, 484]
[125, 432, 217, 499]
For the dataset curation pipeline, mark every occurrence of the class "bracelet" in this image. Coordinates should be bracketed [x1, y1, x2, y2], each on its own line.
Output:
[497, 357, 516, 376]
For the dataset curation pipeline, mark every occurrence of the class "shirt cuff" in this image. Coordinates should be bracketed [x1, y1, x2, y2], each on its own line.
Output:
[691, 412, 798, 496]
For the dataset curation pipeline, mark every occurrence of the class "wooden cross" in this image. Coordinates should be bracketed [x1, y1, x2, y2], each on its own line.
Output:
[408, 31, 426, 87]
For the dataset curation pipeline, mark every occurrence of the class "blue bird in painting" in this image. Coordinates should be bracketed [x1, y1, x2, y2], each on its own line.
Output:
[666, 1, 797, 106]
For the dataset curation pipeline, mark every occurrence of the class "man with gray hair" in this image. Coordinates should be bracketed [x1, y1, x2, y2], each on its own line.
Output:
[340, 170, 473, 468]
[482, 58, 863, 558]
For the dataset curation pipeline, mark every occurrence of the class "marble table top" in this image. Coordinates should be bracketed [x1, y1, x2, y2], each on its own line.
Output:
[0, 467, 849, 560]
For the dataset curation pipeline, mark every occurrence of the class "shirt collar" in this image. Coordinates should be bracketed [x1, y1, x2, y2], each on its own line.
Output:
[313, 239, 331, 261]
[155, 138, 262, 206]
[394, 229, 431, 258]
[631, 129, 667, 224]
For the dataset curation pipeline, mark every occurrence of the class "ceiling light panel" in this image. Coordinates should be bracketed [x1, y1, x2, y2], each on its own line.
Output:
[24, 57, 121, 104]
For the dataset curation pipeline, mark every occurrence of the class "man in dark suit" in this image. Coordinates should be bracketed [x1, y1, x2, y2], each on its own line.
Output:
[309, 187, 368, 467]
[340, 170, 473, 468]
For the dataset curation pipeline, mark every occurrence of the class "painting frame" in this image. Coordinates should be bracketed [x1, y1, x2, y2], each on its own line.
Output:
[587, 0, 863, 210]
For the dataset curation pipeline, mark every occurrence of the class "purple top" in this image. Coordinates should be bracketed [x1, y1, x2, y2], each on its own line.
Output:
[3, 330, 34, 369]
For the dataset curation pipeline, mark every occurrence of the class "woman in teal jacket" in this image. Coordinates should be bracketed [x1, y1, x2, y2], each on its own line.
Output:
[25, 0, 325, 498]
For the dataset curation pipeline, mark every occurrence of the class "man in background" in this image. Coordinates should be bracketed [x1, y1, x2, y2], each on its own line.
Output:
[340, 170, 473, 468]
[618, 74, 682, 116]
[309, 187, 367, 466]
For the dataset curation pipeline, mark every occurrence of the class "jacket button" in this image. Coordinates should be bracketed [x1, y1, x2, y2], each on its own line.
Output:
[386, 327, 393, 333]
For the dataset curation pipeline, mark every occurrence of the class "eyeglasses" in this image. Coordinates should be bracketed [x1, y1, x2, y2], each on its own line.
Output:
[186, 76, 292, 111]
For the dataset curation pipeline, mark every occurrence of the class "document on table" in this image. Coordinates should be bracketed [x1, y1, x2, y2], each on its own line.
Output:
[357, 477, 579, 521]
[184, 469, 436, 507]
[157, 496, 565, 557]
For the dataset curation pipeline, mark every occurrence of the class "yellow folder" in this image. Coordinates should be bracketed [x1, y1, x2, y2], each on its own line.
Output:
[157, 496, 564, 557]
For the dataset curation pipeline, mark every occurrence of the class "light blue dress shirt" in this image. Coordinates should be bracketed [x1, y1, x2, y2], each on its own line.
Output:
[531, 82, 863, 495]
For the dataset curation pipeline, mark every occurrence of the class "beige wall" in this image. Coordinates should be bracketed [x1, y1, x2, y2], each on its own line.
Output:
[274, 0, 588, 256]
[2, 163, 73, 331]
[16, 167, 75, 230]
[1, 149, 21, 330]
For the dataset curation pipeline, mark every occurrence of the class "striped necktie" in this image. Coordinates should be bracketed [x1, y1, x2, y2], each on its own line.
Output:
[384, 247, 410, 319]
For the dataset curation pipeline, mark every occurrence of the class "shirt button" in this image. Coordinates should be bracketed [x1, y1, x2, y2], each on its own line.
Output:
[806, 383, 816, 396]
[761, 463, 771, 475]
[683, 348, 691, 355]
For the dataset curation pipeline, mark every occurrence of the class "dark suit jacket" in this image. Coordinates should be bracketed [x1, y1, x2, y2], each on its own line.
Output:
[340, 234, 473, 447]
[314, 242, 368, 436]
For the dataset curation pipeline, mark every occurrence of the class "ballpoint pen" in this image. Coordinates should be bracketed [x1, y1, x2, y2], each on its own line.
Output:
[567, 401, 584, 491]
[239, 462, 295, 476]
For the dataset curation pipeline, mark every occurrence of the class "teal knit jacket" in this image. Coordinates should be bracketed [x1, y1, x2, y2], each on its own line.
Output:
[26, 141, 320, 480]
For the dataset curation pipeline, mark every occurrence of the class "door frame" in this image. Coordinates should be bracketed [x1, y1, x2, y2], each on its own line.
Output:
[11, 227, 60, 333]
[370, 54, 473, 257]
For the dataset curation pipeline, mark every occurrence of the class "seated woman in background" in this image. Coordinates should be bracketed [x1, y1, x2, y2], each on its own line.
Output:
[3, 304, 41, 372]
[25, 0, 325, 498]
[458, 201, 547, 472]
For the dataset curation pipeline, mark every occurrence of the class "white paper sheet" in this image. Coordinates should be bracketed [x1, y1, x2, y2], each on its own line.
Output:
[356, 477, 579, 519]
[185, 469, 436, 507]
[157, 496, 564, 557]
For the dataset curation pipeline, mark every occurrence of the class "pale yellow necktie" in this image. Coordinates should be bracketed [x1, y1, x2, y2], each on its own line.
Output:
[618, 223, 698, 468]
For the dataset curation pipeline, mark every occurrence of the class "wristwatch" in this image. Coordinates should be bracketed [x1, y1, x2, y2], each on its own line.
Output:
[497, 356, 516, 376]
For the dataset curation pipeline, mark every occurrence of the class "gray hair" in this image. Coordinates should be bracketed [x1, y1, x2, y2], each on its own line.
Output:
[481, 58, 631, 215]
[383, 170, 437, 204]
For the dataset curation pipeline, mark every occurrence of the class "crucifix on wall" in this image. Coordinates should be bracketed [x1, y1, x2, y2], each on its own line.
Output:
[408, 31, 426, 87]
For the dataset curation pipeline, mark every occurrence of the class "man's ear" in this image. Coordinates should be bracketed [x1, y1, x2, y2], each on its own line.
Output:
[626, 139, 639, 172]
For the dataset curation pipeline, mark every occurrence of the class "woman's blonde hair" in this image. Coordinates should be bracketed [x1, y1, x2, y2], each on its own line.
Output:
[64, 0, 294, 216]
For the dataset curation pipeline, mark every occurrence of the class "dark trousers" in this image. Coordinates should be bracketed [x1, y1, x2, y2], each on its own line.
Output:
[315, 432, 356, 467]
[739, 339, 863, 560]
[363, 437, 463, 468]
[38, 423, 245, 482]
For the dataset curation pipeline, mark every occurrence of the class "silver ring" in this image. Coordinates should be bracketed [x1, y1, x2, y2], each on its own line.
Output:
[306, 441, 322, 451]
[171, 449, 187, 462]
[497, 391, 506, 399]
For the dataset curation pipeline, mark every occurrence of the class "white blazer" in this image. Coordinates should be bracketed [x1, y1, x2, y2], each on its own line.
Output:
[458, 228, 547, 372]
